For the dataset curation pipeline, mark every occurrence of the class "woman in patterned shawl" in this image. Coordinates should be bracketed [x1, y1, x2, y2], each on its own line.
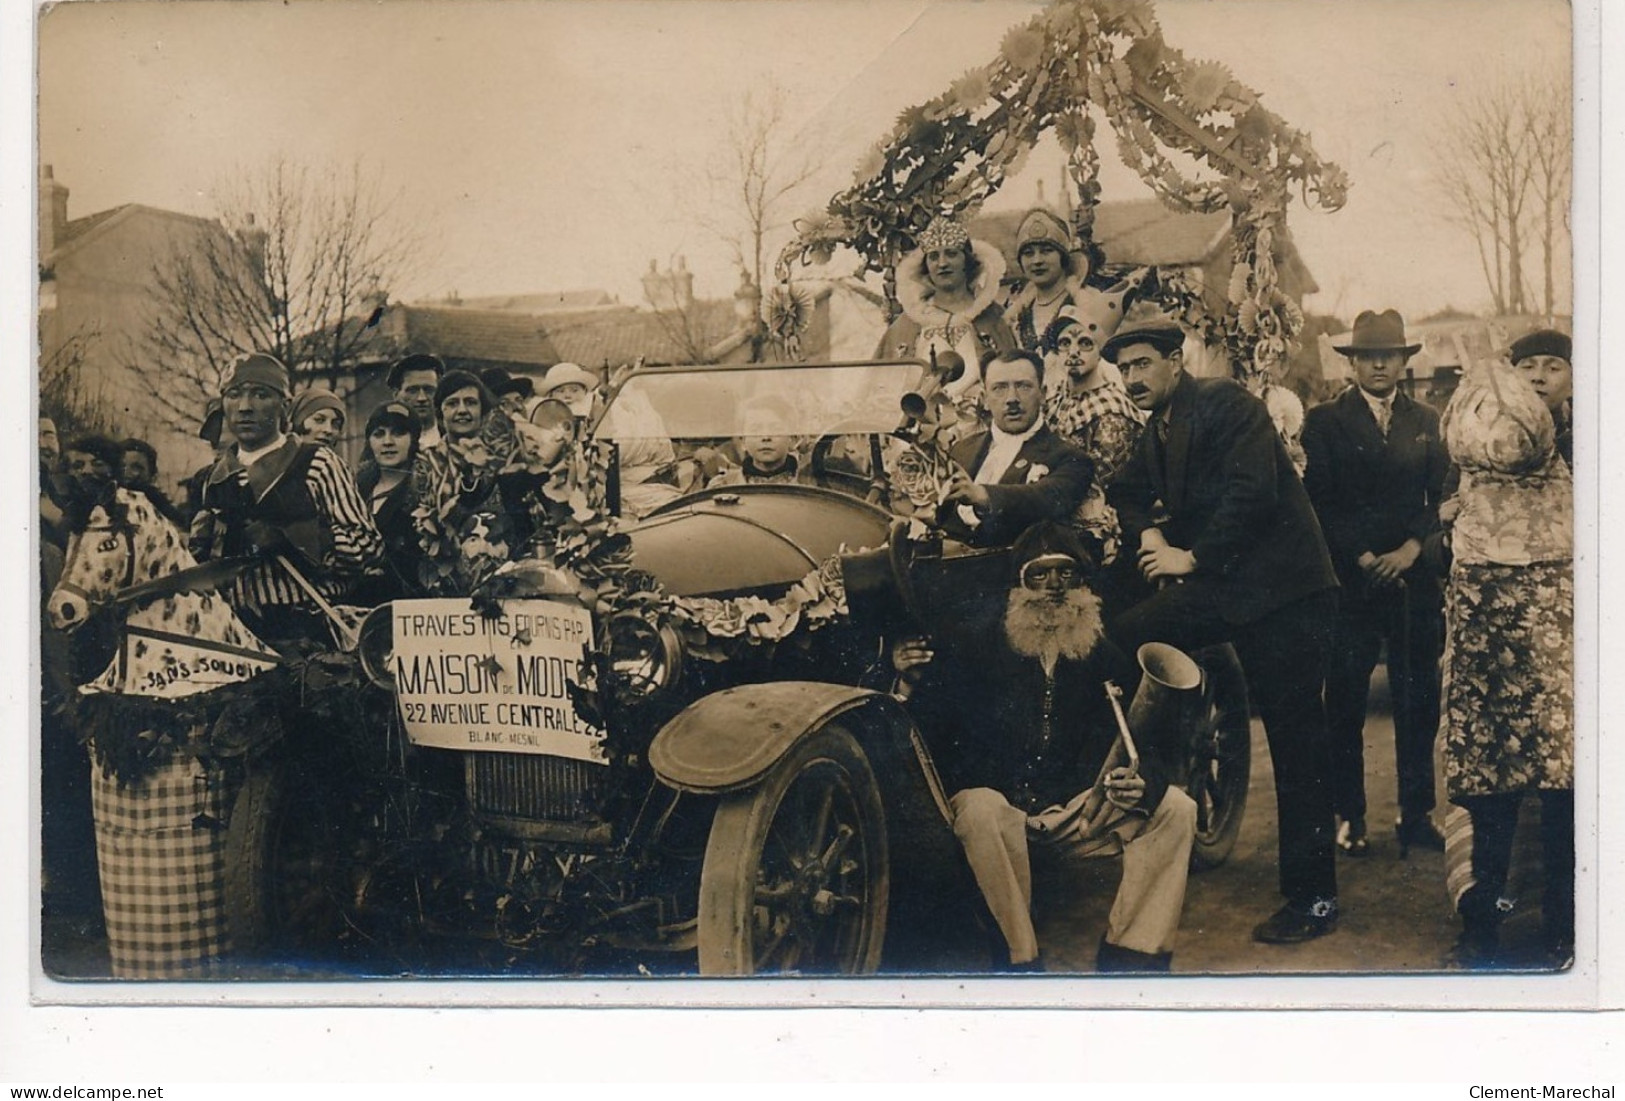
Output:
[1438, 355, 1573, 969]
[411, 370, 558, 595]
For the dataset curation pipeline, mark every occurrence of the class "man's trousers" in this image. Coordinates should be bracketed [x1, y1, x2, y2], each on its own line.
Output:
[1326, 574, 1442, 825]
[1113, 586, 1339, 909]
[948, 785, 1197, 964]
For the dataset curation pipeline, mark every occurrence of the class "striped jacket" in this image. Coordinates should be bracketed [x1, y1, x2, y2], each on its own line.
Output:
[190, 438, 383, 611]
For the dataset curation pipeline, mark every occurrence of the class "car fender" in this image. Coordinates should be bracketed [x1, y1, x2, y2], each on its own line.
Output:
[650, 681, 904, 794]
[650, 680, 969, 943]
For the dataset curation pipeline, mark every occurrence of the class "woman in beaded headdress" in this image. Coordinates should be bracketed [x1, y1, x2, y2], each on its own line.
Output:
[875, 214, 1015, 400]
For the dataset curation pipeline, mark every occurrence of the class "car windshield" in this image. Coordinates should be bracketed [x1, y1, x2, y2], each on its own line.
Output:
[595, 362, 924, 442]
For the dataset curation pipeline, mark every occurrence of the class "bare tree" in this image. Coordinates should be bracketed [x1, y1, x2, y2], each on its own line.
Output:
[1526, 72, 1572, 323]
[638, 81, 820, 364]
[1432, 70, 1571, 319]
[131, 158, 421, 433]
[39, 320, 116, 440]
[698, 83, 822, 296]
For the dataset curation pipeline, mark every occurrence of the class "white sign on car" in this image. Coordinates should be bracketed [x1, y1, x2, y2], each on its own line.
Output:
[390, 597, 607, 764]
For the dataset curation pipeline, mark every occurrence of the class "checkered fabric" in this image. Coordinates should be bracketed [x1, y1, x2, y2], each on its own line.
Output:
[90, 741, 235, 979]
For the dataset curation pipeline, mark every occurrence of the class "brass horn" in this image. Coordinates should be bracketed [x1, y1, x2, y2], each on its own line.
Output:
[1127, 642, 1204, 758]
[1084, 642, 1203, 826]
[900, 349, 966, 421]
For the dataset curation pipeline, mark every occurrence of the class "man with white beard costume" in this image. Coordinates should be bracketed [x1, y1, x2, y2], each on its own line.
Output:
[890, 521, 1197, 972]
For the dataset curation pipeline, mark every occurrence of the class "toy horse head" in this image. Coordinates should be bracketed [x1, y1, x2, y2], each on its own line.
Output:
[49, 491, 153, 632]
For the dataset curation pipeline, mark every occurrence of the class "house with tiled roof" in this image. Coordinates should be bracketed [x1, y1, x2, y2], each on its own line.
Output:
[38, 165, 232, 490]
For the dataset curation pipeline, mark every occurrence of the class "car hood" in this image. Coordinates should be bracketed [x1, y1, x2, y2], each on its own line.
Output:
[625, 485, 894, 598]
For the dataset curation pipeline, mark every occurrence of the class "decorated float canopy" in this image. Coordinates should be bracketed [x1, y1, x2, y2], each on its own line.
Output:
[772, 0, 1349, 390]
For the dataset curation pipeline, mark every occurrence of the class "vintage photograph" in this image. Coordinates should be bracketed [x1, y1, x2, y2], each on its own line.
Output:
[33, 0, 1583, 993]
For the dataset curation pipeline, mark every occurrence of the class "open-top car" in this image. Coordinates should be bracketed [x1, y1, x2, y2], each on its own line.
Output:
[223, 358, 1249, 976]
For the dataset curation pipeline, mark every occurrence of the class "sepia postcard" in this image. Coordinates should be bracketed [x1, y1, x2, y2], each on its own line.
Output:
[17, 0, 1612, 1048]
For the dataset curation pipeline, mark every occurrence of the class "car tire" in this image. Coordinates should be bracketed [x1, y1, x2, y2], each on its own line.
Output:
[1187, 645, 1252, 871]
[696, 724, 889, 975]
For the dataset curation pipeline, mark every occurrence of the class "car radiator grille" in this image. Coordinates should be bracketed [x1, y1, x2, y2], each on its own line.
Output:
[467, 754, 609, 821]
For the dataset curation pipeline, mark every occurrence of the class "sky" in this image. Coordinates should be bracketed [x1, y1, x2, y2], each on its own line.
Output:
[36, 0, 1572, 320]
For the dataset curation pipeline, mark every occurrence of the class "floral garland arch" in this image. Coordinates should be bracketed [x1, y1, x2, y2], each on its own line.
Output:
[771, 0, 1348, 389]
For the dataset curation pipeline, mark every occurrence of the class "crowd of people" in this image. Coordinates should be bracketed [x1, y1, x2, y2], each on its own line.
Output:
[37, 205, 1576, 976]
[877, 212, 1573, 972]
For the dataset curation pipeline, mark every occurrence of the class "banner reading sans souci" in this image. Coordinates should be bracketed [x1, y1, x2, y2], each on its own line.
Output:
[391, 598, 606, 764]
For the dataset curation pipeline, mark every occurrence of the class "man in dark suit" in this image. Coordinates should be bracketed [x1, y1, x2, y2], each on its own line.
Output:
[939, 348, 1094, 548]
[1104, 311, 1342, 944]
[1303, 309, 1452, 858]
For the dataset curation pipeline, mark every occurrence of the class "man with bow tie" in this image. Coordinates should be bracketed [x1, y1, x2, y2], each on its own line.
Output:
[1104, 309, 1342, 945]
[939, 348, 1095, 550]
[1302, 309, 1453, 860]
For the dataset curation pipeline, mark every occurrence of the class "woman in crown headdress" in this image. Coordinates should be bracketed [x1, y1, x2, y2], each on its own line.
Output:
[876, 215, 1015, 400]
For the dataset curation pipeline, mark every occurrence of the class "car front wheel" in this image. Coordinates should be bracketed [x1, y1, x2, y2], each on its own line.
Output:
[696, 724, 889, 975]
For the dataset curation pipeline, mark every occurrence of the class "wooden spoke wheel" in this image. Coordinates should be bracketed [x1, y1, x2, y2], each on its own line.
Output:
[697, 725, 888, 975]
[1186, 645, 1252, 871]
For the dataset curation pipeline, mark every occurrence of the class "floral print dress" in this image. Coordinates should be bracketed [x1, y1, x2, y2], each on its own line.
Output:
[1439, 363, 1574, 800]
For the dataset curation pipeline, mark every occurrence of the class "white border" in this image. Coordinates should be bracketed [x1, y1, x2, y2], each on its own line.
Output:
[4, 0, 1619, 1081]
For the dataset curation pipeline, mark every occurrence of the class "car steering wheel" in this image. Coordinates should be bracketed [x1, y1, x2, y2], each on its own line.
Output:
[807, 420, 892, 501]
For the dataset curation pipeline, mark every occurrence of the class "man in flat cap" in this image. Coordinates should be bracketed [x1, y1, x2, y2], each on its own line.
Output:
[1104, 308, 1342, 945]
[1302, 309, 1452, 859]
[191, 352, 383, 644]
[891, 521, 1196, 972]
[388, 353, 446, 450]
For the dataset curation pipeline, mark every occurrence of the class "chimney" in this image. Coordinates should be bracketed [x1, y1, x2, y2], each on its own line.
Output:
[39, 164, 69, 261]
[641, 258, 695, 312]
[238, 212, 269, 282]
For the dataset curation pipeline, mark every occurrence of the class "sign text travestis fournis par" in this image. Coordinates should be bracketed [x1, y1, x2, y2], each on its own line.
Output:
[391, 597, 605, 764]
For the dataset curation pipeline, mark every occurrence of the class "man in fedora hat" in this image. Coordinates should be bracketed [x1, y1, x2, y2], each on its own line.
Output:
[480, 367, 536, 420]
[388, 353, 446, 450]
[1104, 306, 1343, 945]
[1303, 309, 1452, 859]
[889, 521, 1196, 972]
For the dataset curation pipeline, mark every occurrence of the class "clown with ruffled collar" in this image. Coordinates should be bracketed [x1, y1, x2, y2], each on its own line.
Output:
[876, 215, 1015, 401]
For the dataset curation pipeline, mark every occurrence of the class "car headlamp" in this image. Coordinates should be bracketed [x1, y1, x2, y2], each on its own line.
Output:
[358, 603, 396, 690]
[605, 614, 682, 697]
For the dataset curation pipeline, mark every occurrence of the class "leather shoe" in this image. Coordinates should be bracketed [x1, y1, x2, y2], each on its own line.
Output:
[1396, 815, 1446, 858]
[1096, 935, 1173, 973]
[1252, 902, 1339, 945]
